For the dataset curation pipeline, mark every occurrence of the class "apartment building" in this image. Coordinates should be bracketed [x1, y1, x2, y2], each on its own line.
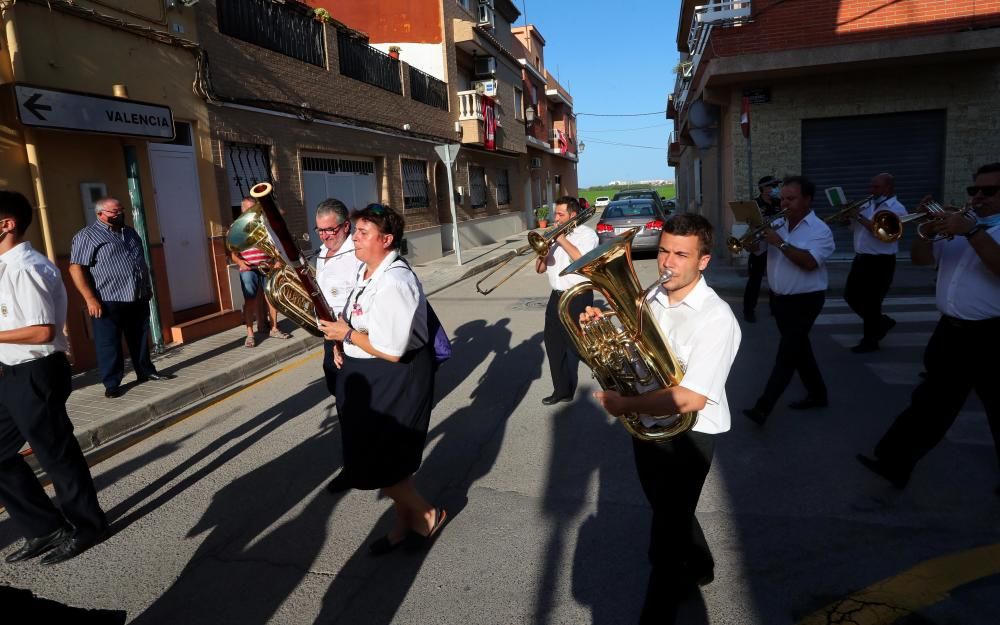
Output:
[0, 0, 221, 369]
[669, 0, 1000, 256]
[512, 25, 580, 213]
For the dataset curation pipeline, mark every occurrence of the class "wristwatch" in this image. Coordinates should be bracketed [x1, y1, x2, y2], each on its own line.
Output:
[343, 329, 354, 345]
[778, 241, 790, 251]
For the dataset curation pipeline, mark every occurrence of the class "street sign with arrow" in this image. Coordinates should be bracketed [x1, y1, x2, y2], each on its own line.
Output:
[13, 84, 175, 140]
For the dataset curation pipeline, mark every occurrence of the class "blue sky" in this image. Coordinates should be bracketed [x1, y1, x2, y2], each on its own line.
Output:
[512, 0, 681, 187]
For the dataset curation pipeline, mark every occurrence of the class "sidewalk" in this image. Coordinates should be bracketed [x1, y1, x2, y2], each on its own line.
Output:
[54, 228, 935, 460]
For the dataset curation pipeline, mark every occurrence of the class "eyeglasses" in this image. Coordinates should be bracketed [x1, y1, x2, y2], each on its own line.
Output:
[314, 224, 346, 235]
[967, 185, 1000, 197]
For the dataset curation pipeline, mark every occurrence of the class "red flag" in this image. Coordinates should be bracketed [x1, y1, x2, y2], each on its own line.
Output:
[740, 96, 751, 139]
[557, 129, 568, 154]
[482, 95, 497, 151]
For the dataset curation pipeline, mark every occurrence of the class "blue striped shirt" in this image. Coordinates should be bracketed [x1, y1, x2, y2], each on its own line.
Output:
[70, 222, 151, 302]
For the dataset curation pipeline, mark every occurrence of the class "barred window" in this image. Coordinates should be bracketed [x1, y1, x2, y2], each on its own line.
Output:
[469, 166, 486, 209]
[496, 169, 511, 206]
[402, 159, 429, 210]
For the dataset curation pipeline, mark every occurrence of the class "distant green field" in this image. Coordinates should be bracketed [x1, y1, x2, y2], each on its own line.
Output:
[579, 185, 676, 206]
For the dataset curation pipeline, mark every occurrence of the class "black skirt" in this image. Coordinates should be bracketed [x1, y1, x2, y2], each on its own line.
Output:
[334, 344, 435, 490]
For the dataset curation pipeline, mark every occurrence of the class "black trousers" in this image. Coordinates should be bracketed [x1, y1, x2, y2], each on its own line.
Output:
[844, 253, 896, 344]
[544, 289, 593, 398]
[875, 316, 1000, 475]
[0, 353, 105, 541]
[634, 432, 715, 624]
[755, 290, 827, 413]
[322, 339, 338, 397]
[91, 300, 157, 391]
[743, 252, 767, 316]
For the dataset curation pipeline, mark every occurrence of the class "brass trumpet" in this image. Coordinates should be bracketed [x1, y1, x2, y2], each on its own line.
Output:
[823, 195, 875, 225]
[871, 200, 975, 243]
[726, 208, 789, 254]
[475, 205, 596, 295]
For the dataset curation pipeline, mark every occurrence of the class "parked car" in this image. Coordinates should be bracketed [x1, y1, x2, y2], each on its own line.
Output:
[663, 198, 678, 211]
[594, 199, 667, 252]
[594, 196, 611, 209]
[613, 189, 667, 214]
[577, 197, 591, 211]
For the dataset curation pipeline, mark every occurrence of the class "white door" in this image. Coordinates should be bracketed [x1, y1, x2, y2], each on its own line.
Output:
[302, 156, 378, 249]
[148, 132, 214, 311]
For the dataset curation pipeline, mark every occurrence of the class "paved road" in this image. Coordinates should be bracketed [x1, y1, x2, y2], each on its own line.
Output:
[2, 255, 998, 624]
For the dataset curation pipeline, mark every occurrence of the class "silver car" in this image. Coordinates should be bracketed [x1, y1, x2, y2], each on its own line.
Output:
[595, 199, 667, 252]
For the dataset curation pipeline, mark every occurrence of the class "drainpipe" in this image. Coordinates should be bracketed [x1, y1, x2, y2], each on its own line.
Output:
[5, 16, 57, 261]
[122, 142, 165, 354]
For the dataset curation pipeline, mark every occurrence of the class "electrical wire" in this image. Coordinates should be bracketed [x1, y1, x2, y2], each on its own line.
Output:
[580, 123, 669, 133]
[578, 138, 665, 150]
[576, 110, 667, 117]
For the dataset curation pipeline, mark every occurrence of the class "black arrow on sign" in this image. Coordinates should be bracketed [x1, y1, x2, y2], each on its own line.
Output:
[23, 93, 52, 121]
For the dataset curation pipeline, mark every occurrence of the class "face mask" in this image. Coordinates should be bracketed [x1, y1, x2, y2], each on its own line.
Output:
[107, 214, 125, 227]
[769, 187, 781, 200]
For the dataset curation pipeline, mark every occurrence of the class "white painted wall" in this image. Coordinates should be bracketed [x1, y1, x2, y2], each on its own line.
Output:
[373, 42, 446, 82]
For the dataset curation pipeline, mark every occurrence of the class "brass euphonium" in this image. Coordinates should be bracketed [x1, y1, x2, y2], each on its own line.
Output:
[557, 228, 697, 441]
[226, 206, 324, 337]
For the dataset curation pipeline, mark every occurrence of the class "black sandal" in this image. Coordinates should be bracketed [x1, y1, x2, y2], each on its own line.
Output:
[368, 534, 407, 557]
[408, 508, 449, 548]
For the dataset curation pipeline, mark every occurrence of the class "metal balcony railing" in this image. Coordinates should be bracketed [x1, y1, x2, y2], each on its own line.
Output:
[338, 35, 403, 94]
[217, 0, 325, 67]
[685, 1, 752, 94]
[409, 66, 449, 111]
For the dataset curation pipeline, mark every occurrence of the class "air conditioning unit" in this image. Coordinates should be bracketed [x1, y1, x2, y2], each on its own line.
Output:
[473, 56, 496, 77]
[477, 4, 495, 28]
[473, 79, 498, 97]
[530, 157, 542, 169]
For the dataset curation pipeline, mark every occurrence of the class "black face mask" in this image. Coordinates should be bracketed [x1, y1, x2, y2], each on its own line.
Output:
[107, 214, 125, 227]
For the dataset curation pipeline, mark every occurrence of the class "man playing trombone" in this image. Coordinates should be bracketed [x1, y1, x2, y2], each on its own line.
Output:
[858, 163, 1000, 494]
[843, 173, 908, 353]
[536, 196, 598, 405]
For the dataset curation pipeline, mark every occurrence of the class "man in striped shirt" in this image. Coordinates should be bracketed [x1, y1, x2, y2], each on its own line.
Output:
[68, 198, 175, 398]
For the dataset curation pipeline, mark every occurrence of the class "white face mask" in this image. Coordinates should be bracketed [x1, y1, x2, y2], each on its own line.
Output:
[769, 187, 781, 200]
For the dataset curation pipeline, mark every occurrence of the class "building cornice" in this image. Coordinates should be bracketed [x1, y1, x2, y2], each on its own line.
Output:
[519, 59, 547, 84]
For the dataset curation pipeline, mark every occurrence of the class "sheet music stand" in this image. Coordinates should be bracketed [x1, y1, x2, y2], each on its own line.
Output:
[729, 201, 762, 226]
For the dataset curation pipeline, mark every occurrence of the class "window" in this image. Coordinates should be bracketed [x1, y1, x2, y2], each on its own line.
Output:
[402, 159, 429, 210]
[496, 169, 511, 206]
[514, 88, 524, 120]
[603, 203, 655, 219]
[469, 166, 487, 208]
[458, 0, 472, 11]
[225, 142, 272, 220]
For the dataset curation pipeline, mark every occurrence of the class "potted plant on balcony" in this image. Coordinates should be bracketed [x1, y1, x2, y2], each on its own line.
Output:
[313, 8, 333, 23]
[535, 205, 549, 228]
[388, 45, 401, 60]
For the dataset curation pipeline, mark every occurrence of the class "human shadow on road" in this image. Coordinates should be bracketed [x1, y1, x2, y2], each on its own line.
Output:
[310, 326, 544, 625]
[129, 395, 344, 625]
[432, 318, 511, 406]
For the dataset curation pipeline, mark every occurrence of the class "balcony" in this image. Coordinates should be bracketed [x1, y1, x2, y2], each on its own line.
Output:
[217, 0, 325, 67]
[685, 1, 752, 89]
[457, 90, 504, 145]
[338, 34, 402, 94]
[409, 65, 448, 111]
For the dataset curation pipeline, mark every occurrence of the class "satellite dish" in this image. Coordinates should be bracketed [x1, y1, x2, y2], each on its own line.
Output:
[688, 99, 719, 129]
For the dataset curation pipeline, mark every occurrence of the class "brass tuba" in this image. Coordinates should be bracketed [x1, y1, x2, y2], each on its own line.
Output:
[557, 228, 697, 441]
[226, 206, 324, 337]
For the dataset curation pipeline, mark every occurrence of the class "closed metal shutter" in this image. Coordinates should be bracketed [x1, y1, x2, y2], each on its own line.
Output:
[801, 110, 946, 258]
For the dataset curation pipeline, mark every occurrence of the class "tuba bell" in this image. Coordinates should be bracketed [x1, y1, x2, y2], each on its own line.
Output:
[226, 206, 324, 337]
[557, 228, 697, 441]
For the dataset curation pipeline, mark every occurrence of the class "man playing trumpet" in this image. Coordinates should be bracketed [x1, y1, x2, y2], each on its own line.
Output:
[858, 163, 1000, 494]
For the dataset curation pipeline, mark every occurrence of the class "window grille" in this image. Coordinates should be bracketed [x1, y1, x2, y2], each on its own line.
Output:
[302, 157, 375, 175]
[402, 159, 429, 209]
[496, 169, 511, 206]
[226, 142, 272, 215]
[469, 166, 487, 208]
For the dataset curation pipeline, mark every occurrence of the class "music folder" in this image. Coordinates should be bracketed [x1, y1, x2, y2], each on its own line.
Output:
[729, 200, 762, 226]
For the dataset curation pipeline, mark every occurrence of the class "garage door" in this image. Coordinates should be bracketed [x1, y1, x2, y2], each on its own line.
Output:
[302, 155, 378, 249]
[801, 110, 945, 258]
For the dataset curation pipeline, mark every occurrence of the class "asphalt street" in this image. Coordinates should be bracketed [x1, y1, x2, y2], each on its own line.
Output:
[1, 254, 998, 624]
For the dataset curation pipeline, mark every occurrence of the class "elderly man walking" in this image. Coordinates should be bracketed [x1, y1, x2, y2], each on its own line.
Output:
[69, 197, 174, 398]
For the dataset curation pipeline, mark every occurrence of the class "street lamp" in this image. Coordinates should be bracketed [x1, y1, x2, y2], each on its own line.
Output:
[579, 141, 586, 153]
[525, 105, 535, 124]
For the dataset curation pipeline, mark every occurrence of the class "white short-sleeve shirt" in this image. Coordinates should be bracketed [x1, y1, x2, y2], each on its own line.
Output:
[641, 276, 742, 434]
[932, 224, 1000, 320]
[767, 211, 836, 295]
[546, 225, 599, 291]
[0, 242, 69, 365]
[343, 251, 427, 359]
[316, 237, 364, 318]
[852, 195, 908, 255]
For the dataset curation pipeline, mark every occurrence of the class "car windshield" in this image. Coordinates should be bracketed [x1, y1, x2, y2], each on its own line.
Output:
[603, 203, 656, 219]
[615, 191, 656, 200]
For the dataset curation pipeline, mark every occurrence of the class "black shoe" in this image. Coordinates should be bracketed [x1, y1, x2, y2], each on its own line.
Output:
[138, 372, 176, 382]
[744, 311, 756, 323]
[104, 387, 122, 398]
[4, 526, 70, 563]
[542, 394, 573, 405]
[850, 341, 879, 354]
[856, 454, 909, 489]
[877, 316, 897, 340]
[40, 527, 108, 566]
[788, 397, 828, 410]
[325, 472, 353, 494]
[368, 534, 408, 557]
[742, 407, 768, 425]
